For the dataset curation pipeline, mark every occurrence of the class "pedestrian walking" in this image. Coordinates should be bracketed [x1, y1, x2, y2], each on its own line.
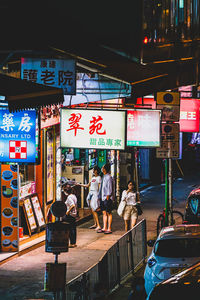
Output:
[120, 180, 140, 231]
[62, 185, 78, 248]
[76, 165, 101, 231]
[97, 163, 113, 234]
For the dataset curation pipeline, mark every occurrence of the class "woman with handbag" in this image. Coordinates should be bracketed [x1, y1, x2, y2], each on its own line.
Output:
[120, 180, 141, 232]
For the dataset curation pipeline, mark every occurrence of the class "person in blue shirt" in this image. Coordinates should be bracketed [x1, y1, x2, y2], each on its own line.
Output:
[97, 163, 113, 234]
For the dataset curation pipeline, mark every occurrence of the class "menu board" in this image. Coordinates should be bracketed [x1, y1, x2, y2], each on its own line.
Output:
[23, 197, 37, 234]
[31, 194, 45, 228]
[1, 164, 18, 252]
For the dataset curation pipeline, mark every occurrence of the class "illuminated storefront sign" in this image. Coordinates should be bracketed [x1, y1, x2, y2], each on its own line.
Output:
[127, 109, 161, 147]
[21, 58, 76, 95]
[0, 109, 37, 163]
[180, 99, 200, 132]
[60, 109, 126, 150]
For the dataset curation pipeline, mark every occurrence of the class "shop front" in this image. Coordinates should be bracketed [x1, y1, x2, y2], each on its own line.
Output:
[60, 108, 126, 207]
[0, 109, 46, 254]
[60, 148, 116, 208]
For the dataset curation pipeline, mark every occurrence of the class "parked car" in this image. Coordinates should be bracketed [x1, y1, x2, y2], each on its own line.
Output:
[184, 186, 200, 224]
[144, 224, 200, 296]
[147, 260, 200, 300]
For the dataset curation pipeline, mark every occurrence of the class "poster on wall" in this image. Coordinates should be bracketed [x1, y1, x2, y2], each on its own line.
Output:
[1, 164, 18, 252]
[31, 194, 45, 228]
[127, 109, 161, 147]
[46, 129, 54, 203]
[0, 109, 37, 163]
[60, 109, 126, 150]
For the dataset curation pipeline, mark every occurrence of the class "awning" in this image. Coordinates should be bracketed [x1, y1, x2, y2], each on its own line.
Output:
[54, 45, 198, 99]
[0, 73, 64, 112]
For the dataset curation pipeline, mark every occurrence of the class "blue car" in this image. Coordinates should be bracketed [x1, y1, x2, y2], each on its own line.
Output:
[184, 187, 200, 224]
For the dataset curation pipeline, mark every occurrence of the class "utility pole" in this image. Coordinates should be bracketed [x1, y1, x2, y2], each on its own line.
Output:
[134, 147, 139, 201]
[168, 158, 173, 225]
[164, 159, 169, 226]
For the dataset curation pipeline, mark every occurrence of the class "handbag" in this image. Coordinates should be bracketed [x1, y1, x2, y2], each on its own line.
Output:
[136, 202, 143, 216]
[117, 200, 126, 217]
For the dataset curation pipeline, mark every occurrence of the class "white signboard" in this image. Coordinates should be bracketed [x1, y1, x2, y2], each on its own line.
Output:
[60, 109, 126, 150]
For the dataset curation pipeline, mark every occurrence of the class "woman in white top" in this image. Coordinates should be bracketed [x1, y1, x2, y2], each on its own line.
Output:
[77, 166, 102, 230]
[121, 180, 140, 231]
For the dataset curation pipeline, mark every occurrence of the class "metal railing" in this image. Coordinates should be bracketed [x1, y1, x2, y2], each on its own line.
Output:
[65, 219, 147, 300]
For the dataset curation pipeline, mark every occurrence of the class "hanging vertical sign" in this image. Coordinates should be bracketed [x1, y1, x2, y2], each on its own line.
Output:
[0, 109, 37, 163]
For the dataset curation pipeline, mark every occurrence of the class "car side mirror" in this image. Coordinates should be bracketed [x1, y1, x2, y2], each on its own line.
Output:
[147, 239, 156, 247]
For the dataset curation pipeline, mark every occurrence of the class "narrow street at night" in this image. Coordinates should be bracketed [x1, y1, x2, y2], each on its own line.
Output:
[0, 171, 199, 299]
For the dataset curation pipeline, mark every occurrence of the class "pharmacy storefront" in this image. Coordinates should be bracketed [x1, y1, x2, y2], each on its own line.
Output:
[0, 109, 44, 253]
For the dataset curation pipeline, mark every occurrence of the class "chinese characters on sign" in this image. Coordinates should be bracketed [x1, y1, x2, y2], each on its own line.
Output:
[60, 109, 126, 150]
[127, 110, 161, 147]
[0, 110, 36, 163]
[21, 58, 76, 95]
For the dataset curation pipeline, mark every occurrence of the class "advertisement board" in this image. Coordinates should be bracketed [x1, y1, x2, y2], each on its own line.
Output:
[127, 109, 161, 147]
[60, 109, 126, 150]
[21, 58, 76, 95]
[23, 197, 37, 234]
[31, 194, 45, 228]
[1, 164, 18, 252]
[0, 109, 37, 163]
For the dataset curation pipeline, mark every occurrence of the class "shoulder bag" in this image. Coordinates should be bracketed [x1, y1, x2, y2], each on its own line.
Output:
[136, 202, 143, 216]
[117, 200, 126, 217]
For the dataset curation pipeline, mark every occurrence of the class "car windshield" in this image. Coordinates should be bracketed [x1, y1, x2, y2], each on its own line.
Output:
[154, 238, 200, 257]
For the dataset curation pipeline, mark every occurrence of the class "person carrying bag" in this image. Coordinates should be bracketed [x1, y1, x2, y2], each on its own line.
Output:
[118, 180, 142, 232]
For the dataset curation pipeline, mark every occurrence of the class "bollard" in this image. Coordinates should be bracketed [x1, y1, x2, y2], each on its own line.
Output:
[44, 262, 66, 292]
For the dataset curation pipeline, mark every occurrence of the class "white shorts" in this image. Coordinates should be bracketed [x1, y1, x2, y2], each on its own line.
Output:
[86, 191, 100, 211]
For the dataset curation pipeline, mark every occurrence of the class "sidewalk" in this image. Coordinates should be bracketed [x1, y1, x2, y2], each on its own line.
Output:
[0, 210, 147, 300]
[0, 207, 93, 266]
[0, 173, 197, 299]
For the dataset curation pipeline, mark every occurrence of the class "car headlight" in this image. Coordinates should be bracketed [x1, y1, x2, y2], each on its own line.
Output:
[147, 257, 157, 268]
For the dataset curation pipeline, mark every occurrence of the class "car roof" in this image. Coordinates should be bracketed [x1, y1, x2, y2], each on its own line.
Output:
[188, 187, 200, 197]
[158, 224, 200, 240]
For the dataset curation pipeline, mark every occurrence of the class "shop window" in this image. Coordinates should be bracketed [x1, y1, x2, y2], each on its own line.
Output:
[19, 165, 35, 187]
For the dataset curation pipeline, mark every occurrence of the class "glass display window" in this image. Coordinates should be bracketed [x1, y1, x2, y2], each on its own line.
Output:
[19, 165, 35, 187]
